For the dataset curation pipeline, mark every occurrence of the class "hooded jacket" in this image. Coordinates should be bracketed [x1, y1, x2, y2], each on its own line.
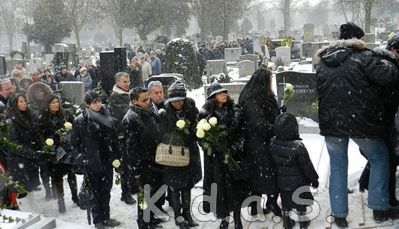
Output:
[270, 113, 319, 192]
[316, 39, 399, 138]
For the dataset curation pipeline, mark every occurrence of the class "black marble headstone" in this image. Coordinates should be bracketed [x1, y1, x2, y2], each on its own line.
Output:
[276, 71, 318, 121]
[0, 55, 6, 75]
[99, 47, 127, 95]
[145, 73, 181, 99]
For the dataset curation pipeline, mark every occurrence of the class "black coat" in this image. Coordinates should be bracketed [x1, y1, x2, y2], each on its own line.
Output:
[270, 113, 319, 192]
[160, 97, 201, 190]
[241, 93, 280, 195]
[316, 39, 399, 138]
[108, 85, 130, 137]
[128, 66, 142, 88]
[55, 71, 75, 83]
[199, 100, 245, 218]
[71, 106, 117, 174]
[122, 105, 161, 176]
[8, 110, 41, 190]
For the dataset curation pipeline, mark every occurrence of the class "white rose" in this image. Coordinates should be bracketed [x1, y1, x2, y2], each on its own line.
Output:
[285, 83, 293, 91]
[139, 201, 148, 210]
[208, 117, 217, 126]
[176, 120, 186, 129]
[45, 138, 54, 146]
[196, 129, 205, 138]
[158, 108, 166, 115]
[196, 119, 208, 129]
[64, 122, 72, 130]
[112, 159, 121, 168]
[202, 123, 211, 131]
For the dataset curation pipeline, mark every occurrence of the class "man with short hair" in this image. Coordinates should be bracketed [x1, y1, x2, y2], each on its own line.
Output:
[140, 56, 152, 83]
[108, 72, 137, 205]
[0, 78, 13, 114]
[148, 81, 165, 114]
[55, 66, 74, 83]
[147, 51, 162, 76]
[122, 87, 164, 229]
[128, 57, 142, 88]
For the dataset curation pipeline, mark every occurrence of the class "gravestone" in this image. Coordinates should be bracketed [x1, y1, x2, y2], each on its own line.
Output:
[252, 35, 262, 54]
[364, 33, 376, 43]
[144, 73, 181, 99]
[215, 36, 223, 43]
[224, 48, 241, 62]
[206, 60, 226, 75]
[29, 58, 43, 73]
[59, 81, 85, 105]
[228, 33, 237, 42]
[301, 42, 330, 58]
[379, 32, 390, 41]
[304, 23, 315, 42]
[0, 55, 6, 75]
[276, 71, 318, 121]
[240, 54, 258, 70]
[44, 54, 54, 66]
[275, 46, 291, 65]
[100, 47, 127, 95]
[239, 60, 256, 78]
[331, 31, 339, 40]
[203, 83, 246, 102]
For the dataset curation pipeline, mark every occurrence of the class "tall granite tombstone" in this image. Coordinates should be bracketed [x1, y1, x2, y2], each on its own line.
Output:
[239, 60, 256, 78]
[29, 58, 43, 73]
[0, 55, 6, 76]
[224, 48, 241, 62]
[206, 60, 226, 75]
[275, 46, 291, 65]
[252, 35, 262, 54]
[240, 54, 258, 70]
[276, 71, 318, 121]
[303, 23, 315, 42]
[100, 47, 127, 95]
[59, 81, 85, 105]
[144, 73, 181, 99]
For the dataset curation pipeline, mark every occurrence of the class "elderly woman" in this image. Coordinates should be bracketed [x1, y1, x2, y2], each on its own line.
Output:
[159, 81, 201, 229]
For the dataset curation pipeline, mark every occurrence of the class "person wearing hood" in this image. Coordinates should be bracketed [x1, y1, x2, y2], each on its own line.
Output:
[199, 82, 246, 229]
[316, 22, 399, 227]
[159, 81, 201, 229]
[71, 91, 120, 228]
[26, 82, 53, 118]
[17, 76, 33, 94]
[270, 113, 319, 229]
[108, 72, 136, 205]
[76, 67, 93, 91]
[122, 87, 163, 229]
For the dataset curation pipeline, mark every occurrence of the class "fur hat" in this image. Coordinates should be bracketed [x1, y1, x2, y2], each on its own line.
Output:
[339, 22, 365, 40]
[387, 33, 399, 51]
[207, 82, 228, 99]
[168, 81, 186, 102]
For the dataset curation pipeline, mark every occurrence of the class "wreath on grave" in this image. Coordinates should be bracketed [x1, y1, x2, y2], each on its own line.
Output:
[266, 38, 273, 50]
[10, 50, 25, 59]
[281, 38, 293, 48]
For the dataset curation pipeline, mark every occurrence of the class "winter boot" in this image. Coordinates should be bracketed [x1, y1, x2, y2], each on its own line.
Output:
[103, 218, 121, 227]
[95, 222, 105, 229]
[334, 216, 348, 228]
[373, 210, 389, 223]
[121, 194, 137, 205]
[297, 210, 310, 229]
[266, 194, 282, 217]
[67, 172, 79, 205]
[182, 190, 198, 227]
[58, 198, 66, 213]
[282, 210, 295, 229]
[219, 219, 229, 229]
[234, 209, 243, 229]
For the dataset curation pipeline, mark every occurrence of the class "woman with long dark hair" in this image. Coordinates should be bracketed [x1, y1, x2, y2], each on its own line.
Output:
[7, 94, 41, 193]
[199, 82, 246, 229]
[238, 69, 281, 217]
[39, 94, 78, 213]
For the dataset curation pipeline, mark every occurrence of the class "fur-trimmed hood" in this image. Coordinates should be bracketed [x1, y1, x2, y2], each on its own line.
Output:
[315, 39, 367, 67]
[26, 82, 53, 104]
[373, 47, 399, 67]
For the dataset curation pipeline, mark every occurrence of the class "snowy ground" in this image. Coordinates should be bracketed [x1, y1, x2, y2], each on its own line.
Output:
[13, 85, 399, 228]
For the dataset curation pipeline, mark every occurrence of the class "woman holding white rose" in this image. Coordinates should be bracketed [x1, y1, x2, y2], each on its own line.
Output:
[198, 82, 246, 229]
[39, 94, 78, 213]
[159, 81, 201, 229]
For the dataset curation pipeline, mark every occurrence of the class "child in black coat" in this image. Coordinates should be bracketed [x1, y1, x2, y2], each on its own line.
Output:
[270, 113, 319, 229]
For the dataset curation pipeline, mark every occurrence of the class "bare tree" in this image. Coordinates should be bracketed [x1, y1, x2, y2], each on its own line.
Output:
[191, 0, 212, 42]
[64, 0, 102, 49]
[216, 0, 252, 40]
[0, 1, 19, 51]
[274, 0, 302, 36]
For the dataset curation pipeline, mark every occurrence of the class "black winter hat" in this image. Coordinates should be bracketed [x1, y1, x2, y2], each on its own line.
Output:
[207, 82, 228, 99]
[387, 33, 399, 51]
[274, 113, 301, 140]
[339, 22, 365, 40]
[168, 81, 186, 102]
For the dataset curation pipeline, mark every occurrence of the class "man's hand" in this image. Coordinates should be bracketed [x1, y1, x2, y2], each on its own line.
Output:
[135, 175, 141, 179]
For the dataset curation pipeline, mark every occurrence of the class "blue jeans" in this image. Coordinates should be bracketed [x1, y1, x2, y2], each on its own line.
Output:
[325, 136, 389, 217]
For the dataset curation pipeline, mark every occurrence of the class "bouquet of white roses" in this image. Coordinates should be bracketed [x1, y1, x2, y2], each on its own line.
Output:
[196, 117, 239, 170]
[112, 159, 121, 185]
[284, 83, 295, 104]
[176, 119, 191, 135]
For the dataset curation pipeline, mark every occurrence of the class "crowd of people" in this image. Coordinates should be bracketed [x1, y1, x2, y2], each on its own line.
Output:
[1, 21, 399, 229]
